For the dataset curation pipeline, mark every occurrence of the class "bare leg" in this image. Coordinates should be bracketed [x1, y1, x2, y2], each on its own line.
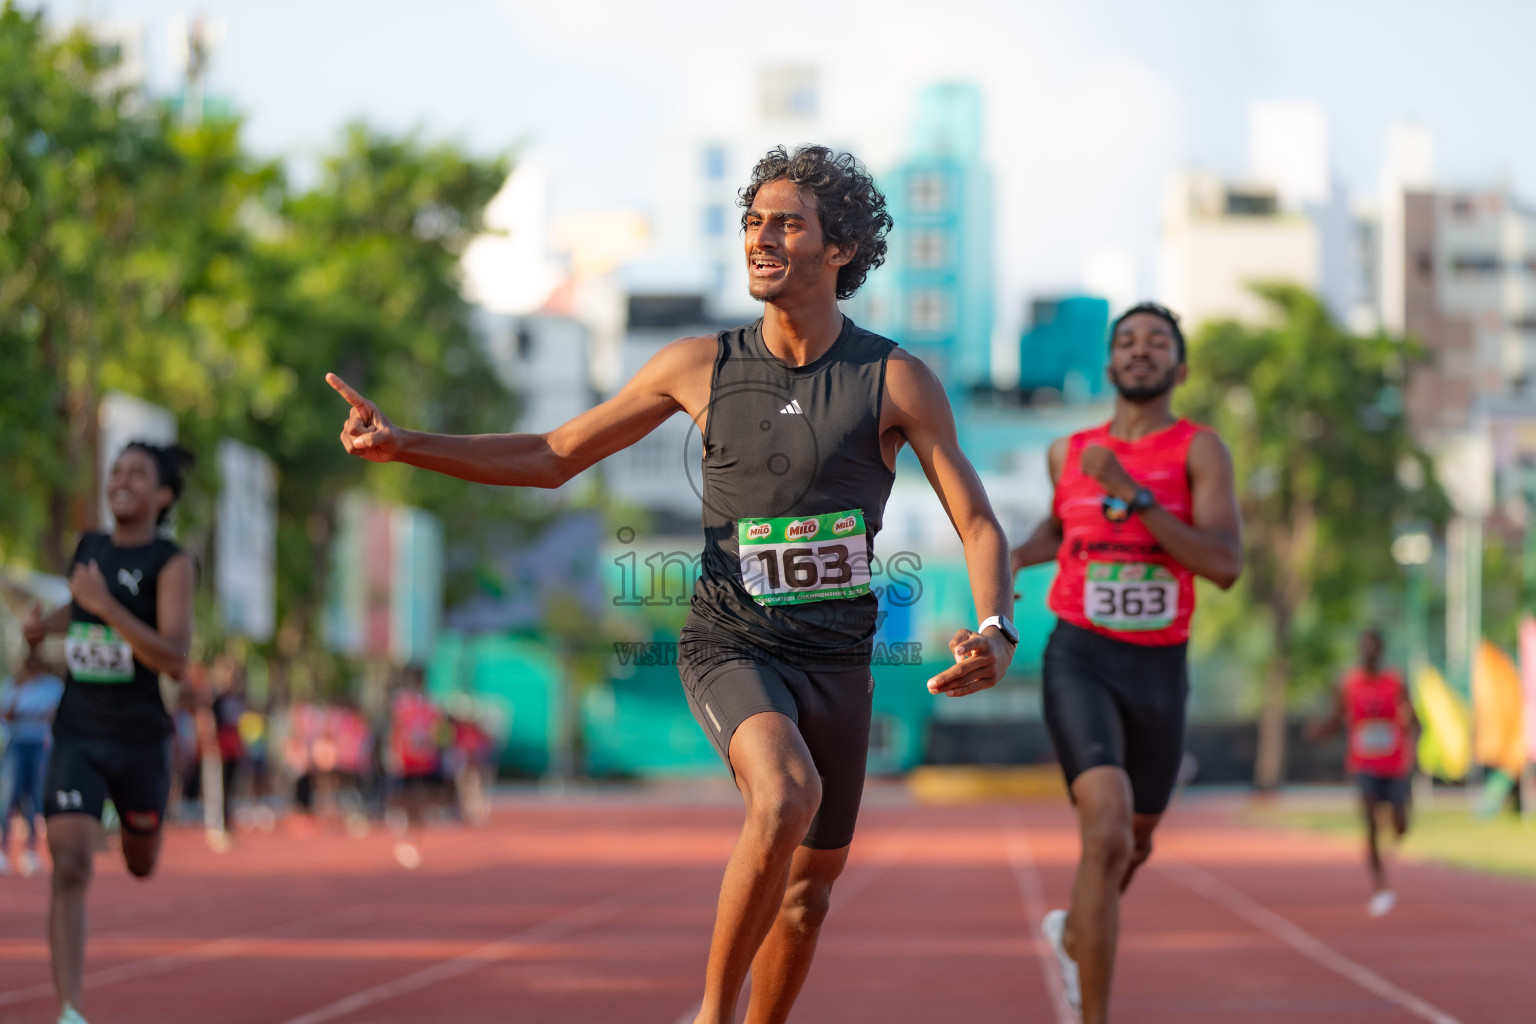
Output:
[47, 814, 101, 1012]
[1060, 767, 1134, 1024]
[743, 844, 849, 1024]
[1363, 798, 1386, 893]
[1119, 813, 1162, 894]
[119, 827, 165, 880]
[694, 713, 822, 1024]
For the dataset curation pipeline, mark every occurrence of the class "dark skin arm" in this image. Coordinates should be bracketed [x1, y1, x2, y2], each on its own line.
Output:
[1308, 686, 1347, 741]
[22, 603, 72, 647]
[881, 351, 1015, 697]
[326, 335, 714, 487]
[1079, 431, 1243, 589]
[66, 554, 194, 679]
[1009, 436, 1068, 574]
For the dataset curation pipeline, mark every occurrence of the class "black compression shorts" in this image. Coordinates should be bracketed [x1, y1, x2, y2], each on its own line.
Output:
[1356, 772, 1410, 811]
[679, 629, 873, 850]
[1042, 620, 1188, 817]
[44, 734, 173, 835]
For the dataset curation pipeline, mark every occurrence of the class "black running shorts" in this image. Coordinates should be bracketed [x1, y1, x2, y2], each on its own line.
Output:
[679, 629, 873, 850]
[1041, 620, 1188, 817]
[44, 734, 173, 835]
[1356, 772, 1410, 811]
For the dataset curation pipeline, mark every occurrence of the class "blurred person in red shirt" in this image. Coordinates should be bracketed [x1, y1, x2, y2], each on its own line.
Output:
[1311, 627, 1419, 916]
[384, 666, 444, 868]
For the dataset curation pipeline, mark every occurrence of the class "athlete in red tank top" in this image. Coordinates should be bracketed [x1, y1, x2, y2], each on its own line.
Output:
[1049, 419, 1208, 646]
[1009, 303, 1243, 1024]
[1309, 628, 1418, 915]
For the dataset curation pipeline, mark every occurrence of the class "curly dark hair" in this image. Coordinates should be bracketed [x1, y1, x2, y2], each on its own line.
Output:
[738, 145, 892, 300]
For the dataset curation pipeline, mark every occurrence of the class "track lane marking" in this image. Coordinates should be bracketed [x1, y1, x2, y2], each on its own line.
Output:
[1157, 857, 1463, 1024]
[1004, 824, 1077, 1024]
[278, 867, 682, 1024]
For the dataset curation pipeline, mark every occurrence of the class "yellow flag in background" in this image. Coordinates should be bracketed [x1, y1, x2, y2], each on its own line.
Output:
[1473, 640, 1527, 776]
[1413, 664, 1471, 781]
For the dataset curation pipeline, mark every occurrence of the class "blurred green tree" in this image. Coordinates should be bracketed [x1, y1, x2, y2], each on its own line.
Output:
[0, 5, 533, 695]
[1177, 284, 1449, 789]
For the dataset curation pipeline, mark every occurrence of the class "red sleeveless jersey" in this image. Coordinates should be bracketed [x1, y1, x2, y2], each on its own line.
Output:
[1048, 419, 1205, 646]
[1343, 667, 1410, 776]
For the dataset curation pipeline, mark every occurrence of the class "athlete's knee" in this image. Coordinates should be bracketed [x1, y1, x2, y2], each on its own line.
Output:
[1081, 820, 1134, 876]
[50, 846, 93, 891]
[780, 875, 835, 935]
[124, 850, 158, 879]
[747, 777, 823, 844]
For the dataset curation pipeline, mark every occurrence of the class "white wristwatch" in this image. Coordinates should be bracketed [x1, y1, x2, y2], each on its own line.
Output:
[979, 614, 1019, 647]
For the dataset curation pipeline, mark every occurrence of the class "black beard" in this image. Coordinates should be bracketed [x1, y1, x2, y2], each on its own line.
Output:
[1109, 365, 1178, 403]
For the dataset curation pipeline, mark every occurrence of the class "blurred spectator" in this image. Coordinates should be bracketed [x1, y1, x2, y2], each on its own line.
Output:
[385, 666, 444, 868]
[211, 655, 248, 836]
[0, 650, 64, 876]
[444, 696, 497, 827]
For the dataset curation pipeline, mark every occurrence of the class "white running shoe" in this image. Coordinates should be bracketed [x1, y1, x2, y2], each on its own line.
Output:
[20, 850, 40, 877]
[58, 1002, 89, 1024]
[1042, 909, 1082, 1012]
[394, 842, 421, 870]
[1368, 890, 1397, 917]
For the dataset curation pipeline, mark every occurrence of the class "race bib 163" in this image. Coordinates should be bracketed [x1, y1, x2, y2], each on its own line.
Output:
[738, 509, 871, 607]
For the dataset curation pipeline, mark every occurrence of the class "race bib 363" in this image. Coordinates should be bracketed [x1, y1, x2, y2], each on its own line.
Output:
[1084, 562, 1178, 632]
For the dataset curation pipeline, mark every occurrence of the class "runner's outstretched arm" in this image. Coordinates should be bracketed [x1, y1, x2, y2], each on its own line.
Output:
[67, 555, 194, 679]
[1080, 431, 1242, 588]
[327, 335, 713, 487]
[882, 351, 1015, 697]
[1010, 437, 1068, 571]
[23, 603, 73, 645]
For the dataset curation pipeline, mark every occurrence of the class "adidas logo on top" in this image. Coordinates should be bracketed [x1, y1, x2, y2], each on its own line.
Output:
[779, 399, 803, 415]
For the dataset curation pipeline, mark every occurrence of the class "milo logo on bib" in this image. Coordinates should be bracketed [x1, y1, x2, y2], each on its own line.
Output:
[65, 622, 135, 683]
[738, 508, 871, 606]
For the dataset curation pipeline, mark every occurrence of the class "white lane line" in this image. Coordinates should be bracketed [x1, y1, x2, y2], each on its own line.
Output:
[668, 826, 914, 1024]
[0, 897, 395, 1007]
[0, 850, 576, 1007]
[1004, 827, 1077, 1024]
[278, 870, 678, 1024]
[1158, 857, 1463, 1024]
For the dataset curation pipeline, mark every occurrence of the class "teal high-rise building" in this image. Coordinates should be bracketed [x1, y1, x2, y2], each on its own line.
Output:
[1018, 296, 1112, 402]
[856, 83, 994, 396]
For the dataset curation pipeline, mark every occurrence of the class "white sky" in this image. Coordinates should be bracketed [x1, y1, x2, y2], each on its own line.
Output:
[39, 0, 1536, 331]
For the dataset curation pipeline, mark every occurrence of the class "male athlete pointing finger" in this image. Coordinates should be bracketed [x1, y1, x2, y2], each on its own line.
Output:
[330, 145, 1017, 1024]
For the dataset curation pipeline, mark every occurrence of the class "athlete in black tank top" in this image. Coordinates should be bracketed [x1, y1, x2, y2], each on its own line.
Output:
[24, 442, 195, 1024]
[328, 145, 1018, 1024]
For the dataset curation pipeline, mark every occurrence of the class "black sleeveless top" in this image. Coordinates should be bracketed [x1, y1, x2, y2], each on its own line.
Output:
[684, 317, 897, 667]
[55, 532, 180, 742]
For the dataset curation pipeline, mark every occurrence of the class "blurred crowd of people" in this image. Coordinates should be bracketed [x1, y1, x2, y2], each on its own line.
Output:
[3, 651, 501, 870]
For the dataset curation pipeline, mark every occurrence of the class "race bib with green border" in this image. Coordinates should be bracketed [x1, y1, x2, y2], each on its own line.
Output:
[1083, 562, 1178, 632]
[738, 509, 871, 606]
[65, 622, 135, 683]
[1351, 718, 1400, 759]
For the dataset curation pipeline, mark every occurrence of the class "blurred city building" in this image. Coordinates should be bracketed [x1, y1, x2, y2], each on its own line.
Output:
[854, 82, 995, 394]
[1397, 186, 1536, 436]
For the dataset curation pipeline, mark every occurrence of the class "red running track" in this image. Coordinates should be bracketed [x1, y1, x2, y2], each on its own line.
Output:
[0, 788, 1528, 1023]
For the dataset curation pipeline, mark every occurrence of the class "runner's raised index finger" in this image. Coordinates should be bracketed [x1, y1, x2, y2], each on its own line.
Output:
[326, 373, 371, 411]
